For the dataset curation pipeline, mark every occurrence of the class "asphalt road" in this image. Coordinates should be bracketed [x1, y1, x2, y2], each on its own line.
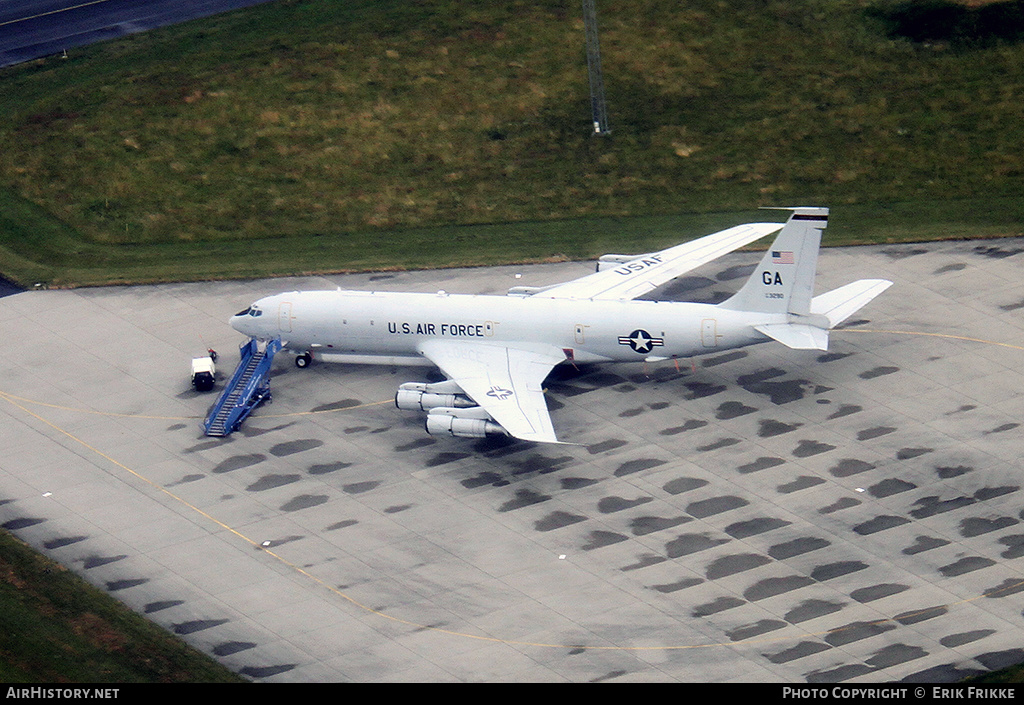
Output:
[0, 0, 276, 67]
[3, 239, 1024, 681]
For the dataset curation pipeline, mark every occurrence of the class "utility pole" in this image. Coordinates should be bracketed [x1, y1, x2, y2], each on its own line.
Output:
[582, 0, 611, 136]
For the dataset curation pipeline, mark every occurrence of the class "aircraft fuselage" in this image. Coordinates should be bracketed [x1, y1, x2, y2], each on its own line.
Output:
[232, 289, 774, 365]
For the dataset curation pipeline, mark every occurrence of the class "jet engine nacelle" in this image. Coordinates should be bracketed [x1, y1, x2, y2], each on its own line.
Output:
[395, 389, 476, 412]
[595, 253, 654, 272]
[425, 411, 508, 439]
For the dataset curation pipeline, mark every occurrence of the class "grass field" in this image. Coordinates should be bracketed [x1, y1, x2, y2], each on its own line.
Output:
[1, 0, 1024, 286]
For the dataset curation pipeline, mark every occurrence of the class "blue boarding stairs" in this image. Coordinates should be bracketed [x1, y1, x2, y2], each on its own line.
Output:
[202, 337, 282, 437]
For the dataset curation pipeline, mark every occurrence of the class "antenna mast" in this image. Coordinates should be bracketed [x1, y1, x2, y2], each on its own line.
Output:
[582, 0, 611, 136]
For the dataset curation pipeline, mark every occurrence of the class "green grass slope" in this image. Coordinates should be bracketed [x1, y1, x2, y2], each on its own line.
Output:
[1, 0, 1023, 286]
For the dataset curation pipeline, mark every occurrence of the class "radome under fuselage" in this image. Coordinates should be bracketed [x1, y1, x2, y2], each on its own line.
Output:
[231, 289, 775, 364]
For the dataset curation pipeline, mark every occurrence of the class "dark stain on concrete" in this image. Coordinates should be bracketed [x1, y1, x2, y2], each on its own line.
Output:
[702, 350, 748, 367]
[941, 630, 996, 648]
[759, 419, 803, 437]
[615, 458, 667, 477]
[212, 453, 265, 474]
[819, 497, 861, 513]
[860, 366, 899, 379]
[705, 552, 772, 579]
[213, 642, 258, 656]
[697, 437, 741, 452]
[850, 583, 910, 603]
[247, 474, 301, 492]
[793, 440, 836, 457]
[395, 437, 437, 452]
[866, 643, 929, 669]
[858, 426, 897, 441]
[659, 419, 709, 435]
[692, 596, 745, 617]
[663, 476, 709, 494]
[778, 476, 826, 494]
[975, 485, 1019, 501]
[983, 578, 1024, 599]
[426, 452, 472, 467]
[785, 599, 844, 624]
[535, 510, 587, 531]
[716, 401, 758, 419]
[310, 399, 362, 412]
[811, 561, 868, 581]
[621, 554, 668, 571]
[107, 578, 148, 591]
[588, 439, 628, 454]
[897, 447, 933, 460]
[342, 481, 379, 494]
[854, 515, 911, 535]
[581, 531, 629, 550]
[903, 535, 950, 554]
[83, 554, 126, 569]
[144, 600, 184, 613]
[598, 496, 653, 513]
[726, 517, 792, 538]
[936, 465, 973, 478]
[270, 439, 323, 457]
[173, 619, 229, 635]
[769, 537, 831, 560]
[829, 458, 876, 477]
[960, 516, 1018, 537]
[765, 640, 832, 664]
[825, 620, 897, 647]
[650, 577, 704, 593]
[683, 381, 727, 399]
[44, 536, 88, 549]
[999, 535, 1024, 559]
[870, 478, 917, 497]
[895, 605, 948, 625]
[309, 461, 352, 475]
[938, 556, 996, 577]
[561, 477, 601, 490]
[280, 494, 329, 512]
[687, 495, 748, 518]
[737, 456, 786, 474]
[744, 575, 815, 601]
[910, 495, 976, 518]
[827, 404, 862, 419]
[665, 533, 730, 558]
[727, 619, 788, 642]
[630, 515, 691, 535]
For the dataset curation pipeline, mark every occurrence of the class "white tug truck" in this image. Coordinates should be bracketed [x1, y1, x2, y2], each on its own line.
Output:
[190, 349, 217, 392]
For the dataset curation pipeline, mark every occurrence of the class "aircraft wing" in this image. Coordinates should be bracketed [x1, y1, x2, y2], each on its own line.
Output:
[533, 222, 784, 301]
[418, 339, 568, 444]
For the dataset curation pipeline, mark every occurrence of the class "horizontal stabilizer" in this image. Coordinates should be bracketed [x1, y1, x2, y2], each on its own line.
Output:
[755, 323, 829, 351]
[811, 279, 893, 328]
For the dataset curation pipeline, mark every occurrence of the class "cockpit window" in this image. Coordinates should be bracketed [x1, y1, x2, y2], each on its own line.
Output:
[235, 305, 263, 317]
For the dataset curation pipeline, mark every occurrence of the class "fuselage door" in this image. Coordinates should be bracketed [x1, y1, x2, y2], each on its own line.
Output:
[701, 318, 718, 347]
[279, 301, 294, 333]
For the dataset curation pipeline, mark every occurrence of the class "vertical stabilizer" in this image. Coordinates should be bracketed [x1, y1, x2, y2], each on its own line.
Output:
[719, 207, 828, 315]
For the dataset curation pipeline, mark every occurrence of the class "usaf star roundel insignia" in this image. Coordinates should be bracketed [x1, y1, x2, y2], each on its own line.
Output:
[618, 329, 665, 354]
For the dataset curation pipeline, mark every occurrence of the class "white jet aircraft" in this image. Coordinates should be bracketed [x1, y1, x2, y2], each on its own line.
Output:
[230, 207, 891, 444]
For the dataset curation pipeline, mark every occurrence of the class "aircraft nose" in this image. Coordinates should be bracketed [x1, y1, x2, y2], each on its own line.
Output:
[230, 304, 259, 336]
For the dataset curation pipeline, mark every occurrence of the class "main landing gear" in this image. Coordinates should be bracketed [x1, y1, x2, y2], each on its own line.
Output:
[295, 352, 312, 368]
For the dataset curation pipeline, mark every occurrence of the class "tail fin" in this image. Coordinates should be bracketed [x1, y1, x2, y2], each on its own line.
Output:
[719, 207, 829, 316]
[717, 207, 892, 351]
